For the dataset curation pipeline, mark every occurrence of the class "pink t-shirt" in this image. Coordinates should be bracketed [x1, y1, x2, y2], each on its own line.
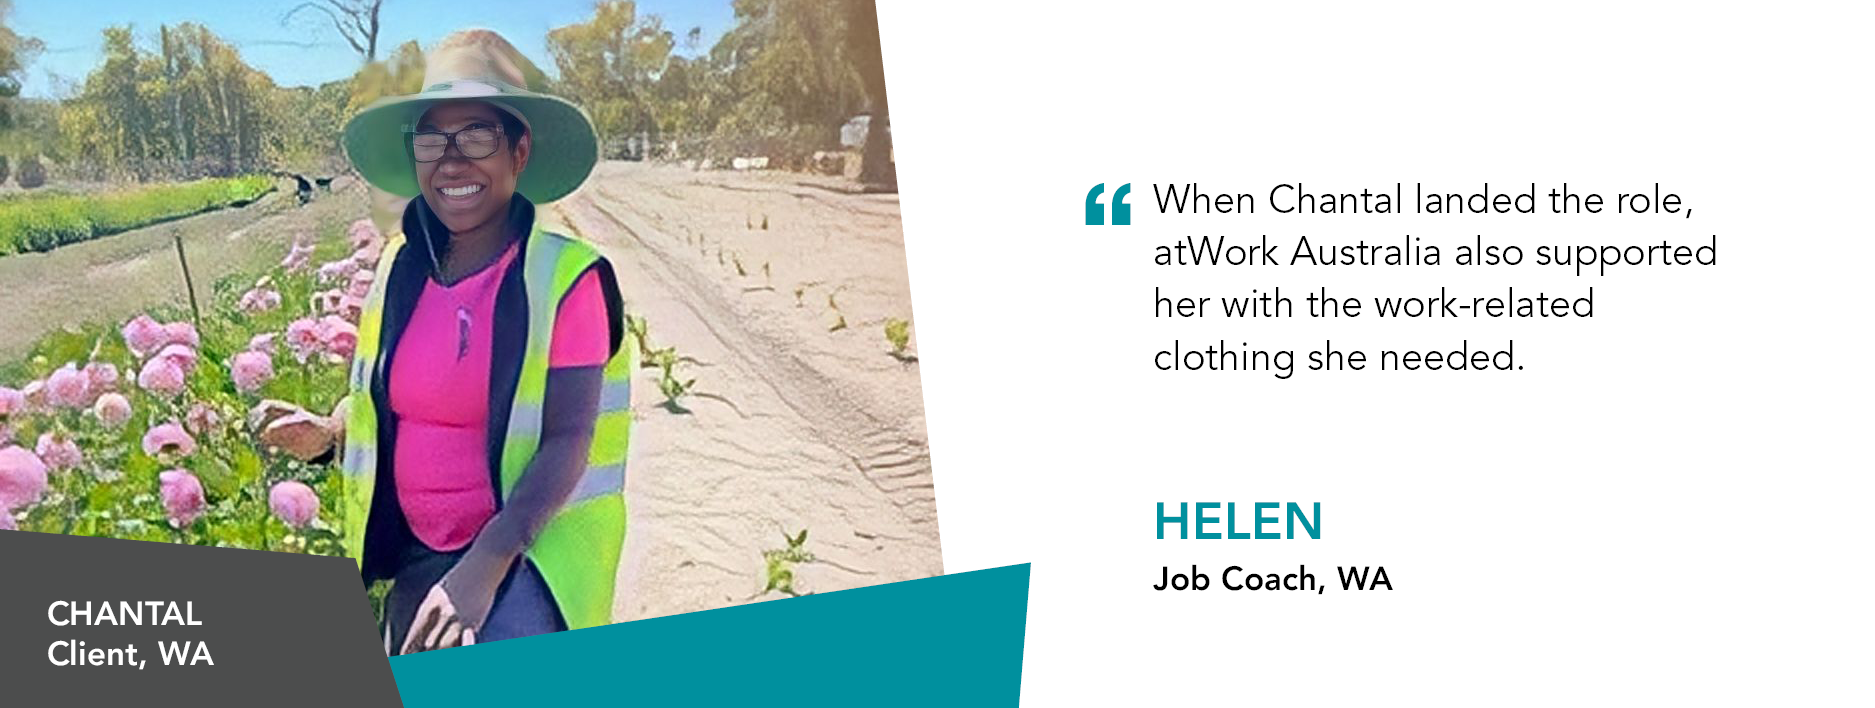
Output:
[389, 241, 611, 551]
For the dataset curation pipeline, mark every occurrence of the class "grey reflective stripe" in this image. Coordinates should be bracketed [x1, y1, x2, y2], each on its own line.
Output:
[506, 403, 543, 442]
[571, 462, 624, 503]
[524, 233, 570, 353]
[340, 442, 374, 477]
[599, 378, 631, 411]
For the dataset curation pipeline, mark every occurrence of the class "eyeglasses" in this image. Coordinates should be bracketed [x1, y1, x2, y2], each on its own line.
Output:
[406, 124, 505, 163]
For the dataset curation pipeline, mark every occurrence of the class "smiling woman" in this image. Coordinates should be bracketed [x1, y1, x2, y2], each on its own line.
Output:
[409, 100, 532, 283]
[336, 28, 633, 656]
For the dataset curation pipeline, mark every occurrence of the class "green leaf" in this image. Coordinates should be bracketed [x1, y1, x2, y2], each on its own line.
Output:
[231, 446, 263, 486]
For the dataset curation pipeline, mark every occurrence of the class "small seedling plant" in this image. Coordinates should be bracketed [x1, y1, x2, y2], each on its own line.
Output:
[762, 529, 814, 597]
[884, 318, 912, 359]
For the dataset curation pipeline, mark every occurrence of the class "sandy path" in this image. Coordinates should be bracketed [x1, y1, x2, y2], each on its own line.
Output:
[550, 162, 940, 619]
[0, 178, 369, 362]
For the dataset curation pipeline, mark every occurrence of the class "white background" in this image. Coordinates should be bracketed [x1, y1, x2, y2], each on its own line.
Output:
[879, 1, 1872, 703]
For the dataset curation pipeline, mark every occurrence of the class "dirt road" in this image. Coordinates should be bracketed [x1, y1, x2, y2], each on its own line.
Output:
[552, 163, 939, 619]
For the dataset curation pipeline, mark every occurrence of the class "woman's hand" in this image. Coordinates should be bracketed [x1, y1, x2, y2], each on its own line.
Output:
[400, 583, 478, 654]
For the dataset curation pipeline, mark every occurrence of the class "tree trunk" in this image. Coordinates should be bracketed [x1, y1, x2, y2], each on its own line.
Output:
[846, 0, 895, 190]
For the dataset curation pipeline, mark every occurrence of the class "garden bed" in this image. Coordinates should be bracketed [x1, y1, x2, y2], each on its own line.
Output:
[0, 175, 276, 255]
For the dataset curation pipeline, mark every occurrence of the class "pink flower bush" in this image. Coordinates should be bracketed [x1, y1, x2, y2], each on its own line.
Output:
[137, 356, 187, 397]
[158, 470, 206, 528]
[142, 421, 197, 458]
[318, 316, 358, 360]
[185, 404, 222, 435]
[123, 315, 170, 358]
[5, 211, 385, 545]
[285, 318, 322, 363]
[231, 350, 275, 393]
[0, 445, 47, 510]
[45, 363, 91, 409]
[239, 287, 282, 313]
[269, 481, 319, 529]
[84, 362, 119, 393]
[94, 393, 132, 428]
[35, 432, 81, 471]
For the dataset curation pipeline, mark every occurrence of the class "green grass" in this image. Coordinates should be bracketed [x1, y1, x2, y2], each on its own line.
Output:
[0, 175, 276, 255]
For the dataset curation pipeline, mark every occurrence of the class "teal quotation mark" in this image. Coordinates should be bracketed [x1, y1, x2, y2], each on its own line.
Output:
[1086, 182, 1132, 225]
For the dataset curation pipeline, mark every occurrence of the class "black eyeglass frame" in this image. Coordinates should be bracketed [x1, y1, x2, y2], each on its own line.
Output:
[402, 123, 508, 163]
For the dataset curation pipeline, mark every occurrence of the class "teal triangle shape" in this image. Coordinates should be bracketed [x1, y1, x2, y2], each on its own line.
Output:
[391, 563, 1031, 705]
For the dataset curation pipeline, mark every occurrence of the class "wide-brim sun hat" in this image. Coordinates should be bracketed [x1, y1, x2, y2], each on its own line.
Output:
[343, 30, 597, 204]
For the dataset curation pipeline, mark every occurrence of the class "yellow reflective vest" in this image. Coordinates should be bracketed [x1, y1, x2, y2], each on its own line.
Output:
[341, 202, 634, 631]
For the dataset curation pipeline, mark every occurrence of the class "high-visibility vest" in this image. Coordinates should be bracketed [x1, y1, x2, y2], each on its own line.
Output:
[340, 216, 635, 632]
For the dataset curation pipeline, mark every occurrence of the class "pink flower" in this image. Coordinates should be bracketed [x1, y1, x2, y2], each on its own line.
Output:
[20, 380, 45, 411]
[156, 344, 198, 375]
[239, 288, 282, 313]
[0, 445, 48, 510]
[123, 315, 168, 358]
[0, 387, 24, 418]
[142, 421, 196, 458]
[137, 356, 187, 397]
[351, 241, 383, 266]
[285, 318, 322, 363]
[45, 363, 91, 408]
[314, 289, 347, 316]
[158, 470, 206, 527]
[35, 431, 81, 471]
[230, 350, 275, 394]
[0, 512, 14, 530]
[318, 316, 358, 360]
[318, 259, 360, 283]
[248, 332, 278, 352]
[164, 322, 199, 350]
[281, 243, 315, 273]
[337, 295, 364, 324]
[348, 218, 381, 250]
[185, 403, 222, 435]
[93, 393, 132, 428]
[84, 362, 120, 393]
[346, 270, 375, 299]
[269, 481, 320, 529]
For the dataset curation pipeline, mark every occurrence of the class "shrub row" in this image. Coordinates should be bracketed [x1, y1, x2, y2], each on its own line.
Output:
[0, 175, 275, 255]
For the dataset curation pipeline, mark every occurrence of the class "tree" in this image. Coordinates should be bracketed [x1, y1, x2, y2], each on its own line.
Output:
[0, 0, 41, 130]
[282, 0, 384, 63]
[345, 38, 423, 117]
[547, 1, 677, 153]
[58, 24, 291, 180]
[842, 0, 892, 187]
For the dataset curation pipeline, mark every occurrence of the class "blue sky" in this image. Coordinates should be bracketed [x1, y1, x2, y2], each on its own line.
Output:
[12, 0, 735, 98]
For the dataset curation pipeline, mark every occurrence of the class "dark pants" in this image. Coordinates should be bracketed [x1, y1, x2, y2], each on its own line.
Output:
[384, 546, 565, 653]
